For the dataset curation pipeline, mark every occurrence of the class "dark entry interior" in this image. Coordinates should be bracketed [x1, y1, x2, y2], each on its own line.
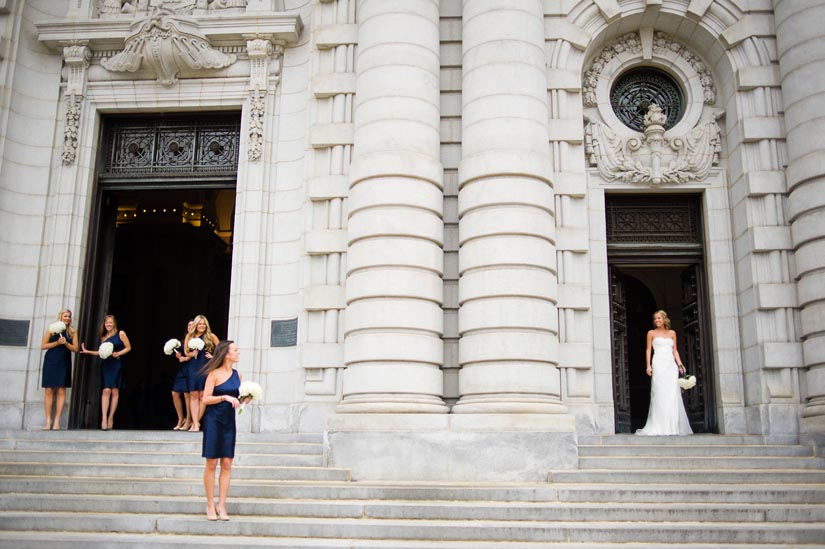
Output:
[72, 189, 234, 430]
[70, 113, 239, 430]
[607, 194, 716, 434]
[612, 266, 690, 431]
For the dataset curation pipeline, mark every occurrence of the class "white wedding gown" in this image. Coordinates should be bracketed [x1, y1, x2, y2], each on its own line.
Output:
[636, 337, 693, 436]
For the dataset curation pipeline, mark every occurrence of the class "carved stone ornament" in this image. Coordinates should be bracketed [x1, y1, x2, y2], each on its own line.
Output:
[101, 11, 237, 86]
[244, 38, 283, 162]
[62, 43, 92, 166]
[583, 32, 716, 108]
[100, 0, 247, 17]
[585, 105, 723, 186]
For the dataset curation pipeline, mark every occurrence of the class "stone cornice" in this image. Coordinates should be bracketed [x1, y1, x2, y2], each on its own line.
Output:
[36, 13, 302, 52]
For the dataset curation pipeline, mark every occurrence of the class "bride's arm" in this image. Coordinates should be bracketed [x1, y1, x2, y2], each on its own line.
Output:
[672, 331, 685, 374]
[645, 331, 653, 376]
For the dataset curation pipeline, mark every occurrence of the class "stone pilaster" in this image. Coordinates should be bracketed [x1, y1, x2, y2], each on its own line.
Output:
[453, 0, 566, 414]
[338, 0, 447, 413]
[774, 0, 825, 428]
[60, 42, 90, 166]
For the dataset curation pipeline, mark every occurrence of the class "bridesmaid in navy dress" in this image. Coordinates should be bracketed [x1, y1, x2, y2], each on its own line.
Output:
[40, 308, 78, 430]
[81, 315, 131, 430]
[184, 315, 219, 432]
[200, 340, 246, 521]
[172, 319, 195, 431]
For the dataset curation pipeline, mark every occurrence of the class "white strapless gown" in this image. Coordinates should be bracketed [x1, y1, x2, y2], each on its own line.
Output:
[636, 337, 693, 436]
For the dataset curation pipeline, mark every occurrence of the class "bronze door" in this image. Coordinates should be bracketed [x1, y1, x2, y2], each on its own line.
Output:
[610, 267, 632, 433]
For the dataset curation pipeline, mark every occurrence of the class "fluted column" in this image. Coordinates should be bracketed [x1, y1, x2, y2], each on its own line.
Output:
[775, 0, 825, 422]
[338, 0, 447, 413]
[453, 0, 565, 414]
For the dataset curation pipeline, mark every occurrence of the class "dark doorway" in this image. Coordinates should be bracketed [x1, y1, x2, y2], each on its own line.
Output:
[607, 195, 716, 434]
[70, 114, 239, 430]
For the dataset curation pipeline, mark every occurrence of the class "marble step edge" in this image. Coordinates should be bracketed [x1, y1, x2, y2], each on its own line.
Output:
[1, 512, 823, 544]
[0, 530, 806, 549]
[0, 430, 323, 443]
[4, 475, 825, 501]
[2, 493, 824, 523]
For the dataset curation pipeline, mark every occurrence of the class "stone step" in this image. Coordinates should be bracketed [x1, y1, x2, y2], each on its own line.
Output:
[0, 429, 323, 443]
[0, 449, 324, 467]
[0, 462, 350, 481]
[2, 493, 824, 523]
[0, 438, 323, 454]
[578, 455, 825, 470]
[548, 469, 825, 484]
[578, 444, 815, 457]
[4, 476, 824, 504]
[1, 511, 823, 544]
[0, 531, 805, 549]
[578, 434, 799, 446]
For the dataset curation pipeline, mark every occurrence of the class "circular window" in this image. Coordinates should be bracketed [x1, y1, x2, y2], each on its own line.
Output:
[610, 68, 684, 131]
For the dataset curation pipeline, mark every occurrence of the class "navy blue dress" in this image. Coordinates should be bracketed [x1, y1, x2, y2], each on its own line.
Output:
[101, 332, 125, 389]
[172, 351, 188, 393]
[202, 369, 240, 459]
[187, 345, 210, 392]
[42, 332, 73, 388]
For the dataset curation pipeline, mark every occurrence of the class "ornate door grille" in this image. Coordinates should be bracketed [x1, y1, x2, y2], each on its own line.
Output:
[100, 115, 240, 179]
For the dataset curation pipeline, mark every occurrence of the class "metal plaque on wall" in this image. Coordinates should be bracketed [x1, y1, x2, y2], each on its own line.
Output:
[0, 319, 30, 347]
[270, 318, 298, 348]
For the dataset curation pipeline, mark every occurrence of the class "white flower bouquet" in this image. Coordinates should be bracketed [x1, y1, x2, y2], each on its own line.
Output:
[98, 342, 114, 359]
[49, 321, 66, 335]
[237, 380, 262, 415]
[188, 337, 205, 351]
[678, 374, 696, 390]
[163, 338, 181, 355]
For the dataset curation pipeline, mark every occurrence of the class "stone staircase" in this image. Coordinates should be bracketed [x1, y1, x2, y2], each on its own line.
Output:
[0, 430, 824, 547]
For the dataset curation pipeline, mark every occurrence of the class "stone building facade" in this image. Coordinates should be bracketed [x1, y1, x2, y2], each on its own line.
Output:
[0, 0, 823, 480]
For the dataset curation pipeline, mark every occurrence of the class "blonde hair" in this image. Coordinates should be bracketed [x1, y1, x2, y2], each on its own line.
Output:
[653, 310, 671, 330]
[55, 308, 75, 338]
[189, 314, 216, 353]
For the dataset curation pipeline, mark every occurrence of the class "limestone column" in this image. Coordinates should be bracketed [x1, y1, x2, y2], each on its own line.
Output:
[338, 0, 447, 413]
[774, 0, 825, 424]
[453, 0, 566, 414]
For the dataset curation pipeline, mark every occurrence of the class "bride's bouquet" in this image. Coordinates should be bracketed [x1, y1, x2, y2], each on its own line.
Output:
[237, 381, 262, 415]
[163, 338, 181, 355]
[49, 321, 66, 335]
[98, 342, 114, 359]
[188, 337, 205, 352]
[678, 373, 696, 390]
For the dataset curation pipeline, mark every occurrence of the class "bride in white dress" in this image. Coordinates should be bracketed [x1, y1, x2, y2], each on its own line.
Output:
[636, 310, 693, 436]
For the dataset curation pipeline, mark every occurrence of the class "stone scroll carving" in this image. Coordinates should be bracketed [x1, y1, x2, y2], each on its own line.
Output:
[101, 11, 237, 86]
[61, 43, 92, 166]
[245, 38, 283, 162]
[585, 105, 723, 186]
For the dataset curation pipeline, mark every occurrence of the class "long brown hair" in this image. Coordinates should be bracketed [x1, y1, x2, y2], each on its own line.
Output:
[98, 314, 118, 339]
[55, 308, 75, 338]
[188, 314, 216, 353]
[200, 339, 234, 377]
[652, 310, 671, 330]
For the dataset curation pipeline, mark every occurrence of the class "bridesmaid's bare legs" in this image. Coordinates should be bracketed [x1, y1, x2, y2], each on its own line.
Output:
[216, 457, 233, 520]
[203, 458, 218, 520]
[52, 388, 66, 430]
[107, 389, 119, 429]
[43, 388, 54, 429]
[188, 391, 201, 431]
[101, 388, 111, 430]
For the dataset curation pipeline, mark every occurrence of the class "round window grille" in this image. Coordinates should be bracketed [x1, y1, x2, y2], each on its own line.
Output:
[610, 68, 684, 131]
